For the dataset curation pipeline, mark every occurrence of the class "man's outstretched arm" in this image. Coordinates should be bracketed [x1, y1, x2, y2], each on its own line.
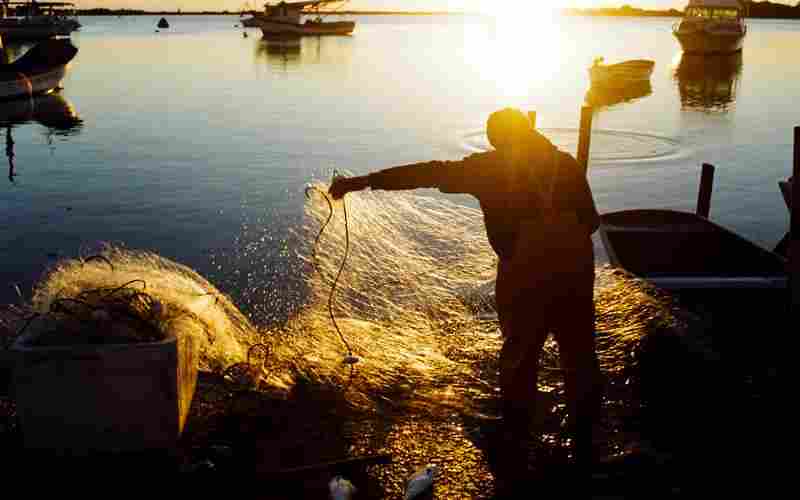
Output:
[329, 157, 484, 199]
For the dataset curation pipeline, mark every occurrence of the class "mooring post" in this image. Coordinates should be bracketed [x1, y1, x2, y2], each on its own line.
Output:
[577, 106, 593, 174]
[792, 127, 800, 313]
[528, 111, 537, 130]
[696, 163, 715, 218]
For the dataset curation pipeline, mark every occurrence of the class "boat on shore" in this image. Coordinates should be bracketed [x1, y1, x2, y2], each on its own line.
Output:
[0, 38, 77, 100]
[589, 58, 655, 87]
[673, 0, 746, 54]
[0, 1, 80, 41]
[600, 208, 786, 293]
[242, 1, 355, 36]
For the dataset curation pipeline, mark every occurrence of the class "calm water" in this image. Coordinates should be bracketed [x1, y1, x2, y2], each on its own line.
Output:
[2, 14, 799, 311]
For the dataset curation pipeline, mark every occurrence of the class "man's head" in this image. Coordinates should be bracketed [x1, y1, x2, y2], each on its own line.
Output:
[486, 108, 532, 152]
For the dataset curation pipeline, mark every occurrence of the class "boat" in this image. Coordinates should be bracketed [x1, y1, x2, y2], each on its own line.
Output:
[600, 208, 787, 293]
[588, 58, 655, 87]
[242, 1, 356, 36]
[0, 1, 80, 41]
[0, 38, 77, 100]
[673, 0, 747, 55]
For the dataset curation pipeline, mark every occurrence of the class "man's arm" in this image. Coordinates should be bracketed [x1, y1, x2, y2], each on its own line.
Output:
[329, 155, 489, 199]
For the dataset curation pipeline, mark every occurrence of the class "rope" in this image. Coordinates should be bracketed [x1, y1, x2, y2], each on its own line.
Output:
[305, 173, 354, 359]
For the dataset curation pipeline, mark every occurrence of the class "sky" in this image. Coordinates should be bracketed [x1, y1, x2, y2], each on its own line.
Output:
[75, 0, 789, 13]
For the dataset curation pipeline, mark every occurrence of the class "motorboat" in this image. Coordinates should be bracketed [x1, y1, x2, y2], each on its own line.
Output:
[242, 1, 355, 36]
[588, 58, 655, 87]
[673, 0, 747, 54]
[0, 1, 80, 41]
[0, 38, 78, 100]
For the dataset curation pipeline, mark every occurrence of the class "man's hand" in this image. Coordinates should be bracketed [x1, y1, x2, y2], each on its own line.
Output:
[329, 175, 368, 200]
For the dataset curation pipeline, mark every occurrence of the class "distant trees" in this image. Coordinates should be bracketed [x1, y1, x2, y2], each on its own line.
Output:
[743, 1, 800, 19]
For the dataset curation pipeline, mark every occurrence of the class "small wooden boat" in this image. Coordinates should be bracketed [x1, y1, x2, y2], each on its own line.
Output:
[0, 38, 77, 100]
[600, 209, 787, 292]
[589, 58, 655, 87]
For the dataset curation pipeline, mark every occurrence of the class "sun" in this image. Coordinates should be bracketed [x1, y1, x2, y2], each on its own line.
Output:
[470, 0, 565, 17]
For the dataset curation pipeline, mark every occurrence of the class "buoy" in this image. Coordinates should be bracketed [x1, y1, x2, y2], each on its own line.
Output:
[157, 17, 169, 29]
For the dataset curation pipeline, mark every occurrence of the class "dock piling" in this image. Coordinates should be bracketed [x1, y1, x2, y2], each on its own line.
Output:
[696, 163, 715, 218]
[577, 106, 593, 174]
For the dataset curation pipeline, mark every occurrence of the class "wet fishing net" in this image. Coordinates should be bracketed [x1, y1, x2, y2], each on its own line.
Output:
[3, 185, 697, 495]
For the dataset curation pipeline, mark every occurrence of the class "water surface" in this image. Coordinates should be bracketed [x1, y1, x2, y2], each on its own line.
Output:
[2, 14, 799, 310]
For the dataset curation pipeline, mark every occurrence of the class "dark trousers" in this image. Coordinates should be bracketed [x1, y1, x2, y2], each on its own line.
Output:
[495, 256, 601, 466]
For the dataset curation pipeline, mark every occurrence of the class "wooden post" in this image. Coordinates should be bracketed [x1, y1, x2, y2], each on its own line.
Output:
[792, 127, 800, 313]
[528, 111, 537, 130]
[577, 106, 593, 174]
[696, 163, 715, 218]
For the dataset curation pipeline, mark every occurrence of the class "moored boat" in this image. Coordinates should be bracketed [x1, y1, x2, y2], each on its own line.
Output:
[0, 1, 80, 41]
[589, 58, 655, 87]
[243, 1, 356, 36]
[673, 0, 746, 54]
[600, 208, 787, 292]
[0, 38, 77, 100]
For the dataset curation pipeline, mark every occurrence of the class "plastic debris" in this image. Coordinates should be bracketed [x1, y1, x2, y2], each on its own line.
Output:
[404, 464, 438, 500]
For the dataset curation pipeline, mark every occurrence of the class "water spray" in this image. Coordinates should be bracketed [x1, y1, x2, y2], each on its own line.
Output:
[305, 170, 360, 367]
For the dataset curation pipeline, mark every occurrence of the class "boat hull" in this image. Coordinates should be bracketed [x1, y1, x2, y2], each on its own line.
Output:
[674, 30, 745, 55]
[259, 20, 355, 36]
[0, 20, 80, 41]
[0, 64, 68, 100]
[589, 63, 654, 87]
[599, 209, 787, 292]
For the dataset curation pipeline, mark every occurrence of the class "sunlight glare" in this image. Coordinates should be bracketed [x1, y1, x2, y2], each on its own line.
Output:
[461, 1, 571, 101]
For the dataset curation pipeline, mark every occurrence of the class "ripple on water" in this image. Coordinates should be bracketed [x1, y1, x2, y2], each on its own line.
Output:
[461, 128, 685, 165]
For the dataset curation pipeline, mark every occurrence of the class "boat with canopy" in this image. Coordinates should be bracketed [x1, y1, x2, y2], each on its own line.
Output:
[241, 1, 355, 36]
[673, 0, 747, 54]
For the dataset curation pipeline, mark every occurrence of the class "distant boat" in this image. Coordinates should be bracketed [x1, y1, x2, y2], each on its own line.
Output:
[242, 1, 356, 36]
[0, 1, 81, 41]
[673, 0, 747, 54]
[0, 38, 77, 100]
[157, 17, 169, 29]
[589, 58, 655, 87]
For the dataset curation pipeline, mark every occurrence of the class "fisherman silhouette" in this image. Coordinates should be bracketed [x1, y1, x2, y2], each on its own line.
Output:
[330, 108, 603, 487]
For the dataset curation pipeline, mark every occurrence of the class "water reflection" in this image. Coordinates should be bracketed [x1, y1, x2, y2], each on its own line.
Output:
[585, 80, 653, 109]
[255, 35, 304, 68]
[1, 93, 82, 183]
[674, 52, 743, 112]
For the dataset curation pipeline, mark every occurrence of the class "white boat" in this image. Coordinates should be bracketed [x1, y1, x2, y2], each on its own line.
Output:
[673, 0, 747, 54]
[588, 58, 655, 87]
[0, 38, 77, 100]
[0, 1, 80, 41]
[242, 1, 356, 36]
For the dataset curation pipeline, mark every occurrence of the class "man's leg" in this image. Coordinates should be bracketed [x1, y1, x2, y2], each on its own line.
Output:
[494, 262, 549, 488]
[552, 272, 602, 468]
